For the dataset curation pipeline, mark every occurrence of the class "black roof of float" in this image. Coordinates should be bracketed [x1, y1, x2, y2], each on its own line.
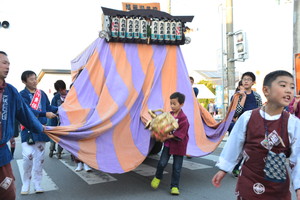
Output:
[101, 7, 194, 22]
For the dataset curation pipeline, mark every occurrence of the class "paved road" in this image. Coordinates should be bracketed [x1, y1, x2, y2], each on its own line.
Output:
[10, 138, 296, 200]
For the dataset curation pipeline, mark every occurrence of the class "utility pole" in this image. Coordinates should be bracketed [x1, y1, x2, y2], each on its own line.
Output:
[168, 0, 171, 14]
[226, 0, 235, 102]
[294, 0, 300, 54]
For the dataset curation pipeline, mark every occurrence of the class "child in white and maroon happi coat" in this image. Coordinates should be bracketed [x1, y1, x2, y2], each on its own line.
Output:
[212, 70, 300, 200]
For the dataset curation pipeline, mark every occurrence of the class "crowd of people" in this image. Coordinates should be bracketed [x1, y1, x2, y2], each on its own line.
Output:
[0, 51, 93, 200]
[150, 73, 300, 199]
[0, 50, 299, 200]
[212, 70, 300, 199]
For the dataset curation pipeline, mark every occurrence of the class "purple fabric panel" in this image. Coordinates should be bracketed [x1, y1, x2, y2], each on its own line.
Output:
[96, 129, 124, 173]
[73, 69, 99, 109]
[60, 129, 94, 141]
[71, 38, 104, 71]
[96, 43, 131, 125]
[146, 45, 167, 110]
[58, 136, 80, 158]
[57, 106, 71, 126]
[175, 47, 197, 155]
[123, 44, 145, 91]
[97, 41, 114, 79]
[174, 47, 235, 156]
[203, 110, 234, 140]
[123, 44, 150, 155]
[188, 110, 235, 156]
[84, 108, 103, 128]
[56, 109, 96, 141]
[64, 111, 100, 141]
[129, 116, 151, 156]
[129, 91, 151, 156]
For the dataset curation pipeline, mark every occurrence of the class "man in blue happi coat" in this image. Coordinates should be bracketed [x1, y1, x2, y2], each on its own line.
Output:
[0, 51, 44, 200]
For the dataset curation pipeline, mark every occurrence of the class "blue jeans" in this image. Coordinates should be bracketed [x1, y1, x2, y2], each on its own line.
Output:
[155, 146, 184, 188]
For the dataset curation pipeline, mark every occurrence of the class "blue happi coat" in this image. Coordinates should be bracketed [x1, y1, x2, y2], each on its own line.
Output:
[20, 88, 58, 143]
[0, 84, 43, 167]
[48, 91, 68, 126]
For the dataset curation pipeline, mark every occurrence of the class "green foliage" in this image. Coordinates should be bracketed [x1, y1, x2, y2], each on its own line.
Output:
[197, 80, 216, 109]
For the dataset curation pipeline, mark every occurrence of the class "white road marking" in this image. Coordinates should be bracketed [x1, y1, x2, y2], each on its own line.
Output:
[17, 159, 58, 194]
[59, 154, 117, 185]
[148, 154, 213, 170]
[201, 154, 220, 162]
[133, 163, 168, 176]
[219, 141, 226, 148]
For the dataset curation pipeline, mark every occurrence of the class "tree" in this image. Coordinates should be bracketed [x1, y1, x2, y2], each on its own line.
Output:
[197, 80, 216, 109]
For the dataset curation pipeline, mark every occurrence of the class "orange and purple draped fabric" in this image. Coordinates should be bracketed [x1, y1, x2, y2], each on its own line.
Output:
[45, 38, 239, 173]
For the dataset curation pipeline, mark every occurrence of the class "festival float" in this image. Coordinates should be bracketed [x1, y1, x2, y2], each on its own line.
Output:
[45, 6, 238, 174]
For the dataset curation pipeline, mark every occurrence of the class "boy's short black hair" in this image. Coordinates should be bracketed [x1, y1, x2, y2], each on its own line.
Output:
[54, 80, 66, 91]
[21, 70, 36, 82]
[0, 51, 7, 56]
[263, 70, 293, 87]
[170, 92, 185, 104]
[241, 71, 256, 82]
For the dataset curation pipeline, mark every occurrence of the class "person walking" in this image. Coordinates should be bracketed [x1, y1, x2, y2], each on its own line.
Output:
[151, 92, 189, 195]
[189, 76, 199, 97]
[228, 72, 262, 177]
[19, 70, 58, 194]
[49, 80, 68, 159]
[207, 100, 217, 116]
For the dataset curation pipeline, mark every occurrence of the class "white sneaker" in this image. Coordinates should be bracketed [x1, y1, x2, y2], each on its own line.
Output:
[20, 181, 30, 195]
[75, 162, 83, 172]
[83, 163, 92, 172]
[34, 185, 44, 193]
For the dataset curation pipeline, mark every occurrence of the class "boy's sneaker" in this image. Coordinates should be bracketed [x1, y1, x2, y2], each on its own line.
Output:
[49, 150, 54, 158]
[232, 169, 240, 177]
[75, 162, 83, 172]
[20, 182, 30, 195]
[83, 163, 92, 172]
[34, 185, 44, 193]
[151, 177, 161, 189]
[170, 187, 180, 195]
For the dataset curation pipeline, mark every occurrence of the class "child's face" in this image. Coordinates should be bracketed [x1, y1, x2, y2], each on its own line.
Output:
[241, 75, 254, 90]
[263, 75, 294, 107]
[23, 74, 37, 91]
[170, 98, 183, 114]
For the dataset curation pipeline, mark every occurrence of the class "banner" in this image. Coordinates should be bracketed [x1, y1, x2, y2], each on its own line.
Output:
[122, 2, 160, 11]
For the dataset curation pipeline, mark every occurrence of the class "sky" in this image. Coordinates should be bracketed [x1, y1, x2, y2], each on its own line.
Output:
[0, 0, 294, 93]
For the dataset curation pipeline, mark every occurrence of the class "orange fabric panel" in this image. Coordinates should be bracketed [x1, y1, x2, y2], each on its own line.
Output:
[113, 113, 145, 171]
[161, 46, 177, 111]
[194, 94, 240, 152]
[295, 54, 300, 93]
[85, 51, 105, 97]
[61, 88, 90, 125]
[78, 139, 98, 169]
[139, 46, 156, 124]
